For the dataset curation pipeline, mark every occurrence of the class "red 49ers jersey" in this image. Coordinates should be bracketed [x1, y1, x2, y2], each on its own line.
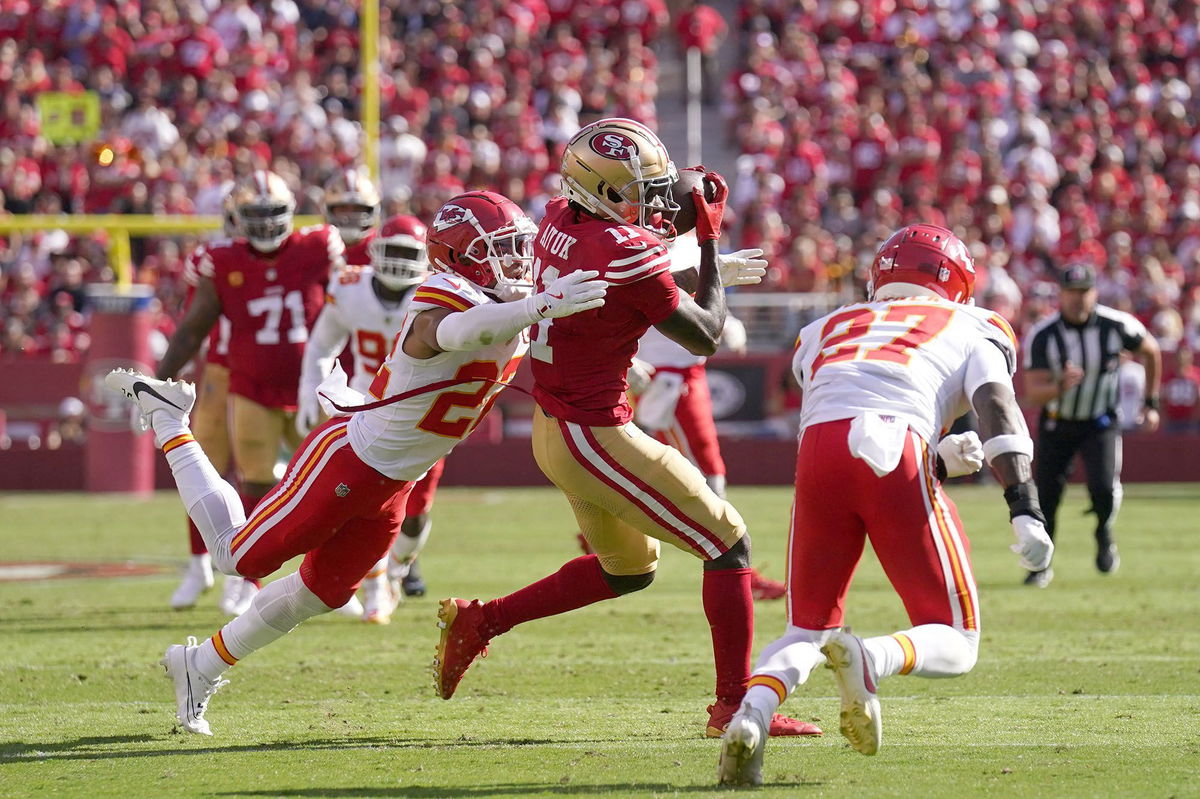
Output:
[343, 229, 376, 267]
[530, 196, 680, 426]
[196, 225, 345, 409]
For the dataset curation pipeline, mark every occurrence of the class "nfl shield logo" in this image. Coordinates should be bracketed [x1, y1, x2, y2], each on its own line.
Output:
[335, 483, 350, 497]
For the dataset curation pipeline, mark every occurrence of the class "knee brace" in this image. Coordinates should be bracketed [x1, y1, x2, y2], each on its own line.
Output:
[601, 569, 656, 595]
[705, 534, 751, 571]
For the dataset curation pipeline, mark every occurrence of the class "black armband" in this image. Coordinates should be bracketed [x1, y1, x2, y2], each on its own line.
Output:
[1003, 483, 1046, 523]
[1143, 395, 1160, 411]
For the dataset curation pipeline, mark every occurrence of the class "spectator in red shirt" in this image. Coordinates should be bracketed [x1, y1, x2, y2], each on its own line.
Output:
[675, 0, 727, 105]
[1163, 347, 1200, 432]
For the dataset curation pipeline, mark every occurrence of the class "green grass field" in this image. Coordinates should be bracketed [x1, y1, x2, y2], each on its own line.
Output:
[1, 484, 1198, 798]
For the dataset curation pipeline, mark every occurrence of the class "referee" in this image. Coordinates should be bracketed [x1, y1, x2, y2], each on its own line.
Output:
[1021, 264, 1161, 587]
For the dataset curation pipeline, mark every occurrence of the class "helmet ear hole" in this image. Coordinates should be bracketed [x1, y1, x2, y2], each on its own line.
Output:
[606, 186, 623, 204]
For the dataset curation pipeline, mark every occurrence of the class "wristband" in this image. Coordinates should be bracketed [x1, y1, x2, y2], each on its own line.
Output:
[1143, 396, 1160, 411]
[1003, 483, 1046, 523]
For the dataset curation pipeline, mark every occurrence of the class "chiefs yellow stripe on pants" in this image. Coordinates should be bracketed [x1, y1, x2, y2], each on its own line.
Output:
[531, 410, 744, 576]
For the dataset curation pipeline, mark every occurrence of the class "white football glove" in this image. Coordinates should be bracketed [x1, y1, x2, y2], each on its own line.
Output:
[937, 431, 985, 478]
[627, 357, 654, 396]
[530, 269, 607, 319]
[130, 405, 150, 435]
[718, 248, 768, 287]
[295, 393, 322, 437]
[1011, 515, 1054, 572]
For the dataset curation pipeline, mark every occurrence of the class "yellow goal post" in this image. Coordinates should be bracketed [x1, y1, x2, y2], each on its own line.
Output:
[0, 214, 324, 287]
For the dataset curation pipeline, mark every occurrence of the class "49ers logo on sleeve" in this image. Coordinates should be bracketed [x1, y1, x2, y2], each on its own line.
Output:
[432, 203, 470, 232]
[589, 132, 638, 160]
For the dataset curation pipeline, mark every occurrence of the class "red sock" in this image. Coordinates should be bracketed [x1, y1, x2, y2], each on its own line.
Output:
[482, 555, 618, 637]
[703, 567, 753, 703]
[187, 517, 208, 556]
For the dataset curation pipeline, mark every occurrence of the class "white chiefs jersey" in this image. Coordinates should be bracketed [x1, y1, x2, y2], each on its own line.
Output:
[637, 325, 705, 369]
[347, 272, 528, 481]
[320, 266, 416, 392]
[793, 297, 1018, 442]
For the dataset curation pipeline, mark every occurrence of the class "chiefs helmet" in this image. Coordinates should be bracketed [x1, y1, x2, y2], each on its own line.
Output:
[560, 117, 679, 238]
[369, 214, 429, 289]
[868, 224, 976, 304]
[323, 167, 381, 244]
[230, 170, 295, 252]
[426, 191, 537, 294]
[220, 186, 240, 238]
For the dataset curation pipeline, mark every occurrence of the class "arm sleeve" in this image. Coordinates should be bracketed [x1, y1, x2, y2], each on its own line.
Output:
[1119, 312, 1147, 351]
[964, 337, 1016, 401]
[299, 306, 350, 402]
[433, 297, 541, 352]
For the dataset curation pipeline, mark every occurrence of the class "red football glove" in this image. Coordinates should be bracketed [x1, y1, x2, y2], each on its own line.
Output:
[692, 170, 728, 243]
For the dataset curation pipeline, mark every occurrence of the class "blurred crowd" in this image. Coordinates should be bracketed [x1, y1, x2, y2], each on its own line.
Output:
[0, 0, 667, 362]
[724, 0, 1200, 359]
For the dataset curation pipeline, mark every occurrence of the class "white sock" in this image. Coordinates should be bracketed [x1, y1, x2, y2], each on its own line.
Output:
[865, 624, 979, 679]
[193, 572, 331, 681]
[741, 626, 832, 730]
[151, 410, 190, 449]
[391, 516, 431, 563]
[160, 434, 246, 575]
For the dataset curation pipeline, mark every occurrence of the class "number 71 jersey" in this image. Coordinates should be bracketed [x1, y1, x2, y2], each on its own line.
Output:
[347, 272, 527, 481]
[197, 226, 343, 409]
[793, 297, 1018, 442]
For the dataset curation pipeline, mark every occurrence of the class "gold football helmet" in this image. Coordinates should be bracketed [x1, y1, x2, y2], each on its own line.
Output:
[323, 166, 381, 244]
[560, 117, 679, 237]
[231, 170, 295, 252]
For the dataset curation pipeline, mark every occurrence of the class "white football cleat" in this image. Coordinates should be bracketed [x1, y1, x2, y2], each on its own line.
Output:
[170, 554, 214, 610]
[161, 635, 228, 735]
[335, 594, 364, 618]
[104, 368, 195, 423]
[361, 575, 398, 625]
[218, 575, 258, 616]
[821, 629, 882, 756]
[717, 709, 766, 786]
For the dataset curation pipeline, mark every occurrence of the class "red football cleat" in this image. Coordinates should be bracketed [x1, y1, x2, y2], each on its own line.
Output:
[432, 598, 491, 700]
[750, 569, 787, 601]
[705, 698, 822, 738]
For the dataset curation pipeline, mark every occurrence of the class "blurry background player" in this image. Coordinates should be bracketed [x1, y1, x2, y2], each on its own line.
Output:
[153, 169, 346, 616]
[432, 118, 816, 739]
[633, 234, 786, 600]
[297, 214, 441, 623]
[324, 167, 381, 267]
[171, 189, 239, 612]
[718, 225, 1054, 785]
[105, 191, 605, 736]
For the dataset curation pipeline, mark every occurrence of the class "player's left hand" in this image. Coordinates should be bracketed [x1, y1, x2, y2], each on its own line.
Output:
[1011, 515, 1054, 572]
[718, 248, 767, 288]
[937, 431, 984, 478]
[1138, 407, 1160, 433]
[531, 269, 607, 319]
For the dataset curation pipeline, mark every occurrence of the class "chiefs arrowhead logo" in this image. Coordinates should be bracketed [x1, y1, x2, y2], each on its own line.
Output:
[432, 203, 470, 232]
[589, 131, 638, 160]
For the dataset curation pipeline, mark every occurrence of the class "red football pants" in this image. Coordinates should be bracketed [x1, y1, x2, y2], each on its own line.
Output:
[652, 364, 726, 477]
[229, 418, 412, 608]
[406, 457, 444, 517]
[788, 419, 980, 632]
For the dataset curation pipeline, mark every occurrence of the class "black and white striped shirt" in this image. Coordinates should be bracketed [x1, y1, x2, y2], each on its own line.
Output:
[1024, 306, 1147, 422]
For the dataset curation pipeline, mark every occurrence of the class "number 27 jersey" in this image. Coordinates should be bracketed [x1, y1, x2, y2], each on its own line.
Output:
[793, 298, 1018, 442]
[347, 273, 527, 481]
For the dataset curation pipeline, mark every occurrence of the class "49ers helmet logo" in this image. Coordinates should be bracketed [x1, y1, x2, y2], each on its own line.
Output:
[432, 203, 470, 231]
[589, 132, 638, 160]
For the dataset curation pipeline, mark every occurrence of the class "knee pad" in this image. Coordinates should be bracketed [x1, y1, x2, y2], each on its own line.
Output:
[601, 569, 656, 595]
[705, 534, 751, 571]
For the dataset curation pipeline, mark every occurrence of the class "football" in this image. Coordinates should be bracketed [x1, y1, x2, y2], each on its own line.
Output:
[669, 169, 718, 236]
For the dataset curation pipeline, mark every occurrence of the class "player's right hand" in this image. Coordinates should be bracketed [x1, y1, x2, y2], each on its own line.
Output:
[295, 396, 321, 437]
[531, 269, 606, 319]
[1010, 515, 1054, 572]
[691, 169, 728, 243]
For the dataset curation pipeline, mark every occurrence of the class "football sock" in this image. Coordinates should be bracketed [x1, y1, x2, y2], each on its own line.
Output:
[865, 625, 979, 679]
[392, 516, 432, 563]
[160, 434, 246, 574]
[741, 625, 830, 728]
[702, 566, 754, 702]
[480, 555, 617, 638]
[187, 518, 208, 555]
[705, 474, 727, 499]
[193, 572, 331, 682]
